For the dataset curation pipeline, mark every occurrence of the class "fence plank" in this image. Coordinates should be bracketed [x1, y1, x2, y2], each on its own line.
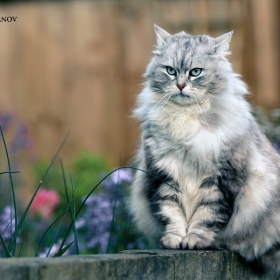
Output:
[0, 0, 278, 166]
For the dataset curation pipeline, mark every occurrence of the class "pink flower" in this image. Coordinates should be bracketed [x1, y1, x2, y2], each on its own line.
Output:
[30, 188, 60, 218]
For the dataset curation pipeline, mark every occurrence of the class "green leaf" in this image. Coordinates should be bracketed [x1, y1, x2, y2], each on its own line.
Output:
[53, 241, 74, 257]
[0, 231, 11, 258]
[8, 132, 70, 253]
[29, 232, 39, 257]
[0, 126, 18, 256]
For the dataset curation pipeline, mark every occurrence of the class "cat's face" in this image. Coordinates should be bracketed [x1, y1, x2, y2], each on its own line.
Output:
[145, 25, 233, 108]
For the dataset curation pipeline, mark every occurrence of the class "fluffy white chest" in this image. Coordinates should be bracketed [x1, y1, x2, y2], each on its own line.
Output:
[146, 119, 221, 222]
[149, 115, 219, 179]
[148, 134, 209, 192]
[150, 139, 207, 223]
[154, 107, 226, 161]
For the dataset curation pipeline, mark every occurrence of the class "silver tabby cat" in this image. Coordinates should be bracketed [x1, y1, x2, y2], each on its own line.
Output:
[130, 25, 280, 274]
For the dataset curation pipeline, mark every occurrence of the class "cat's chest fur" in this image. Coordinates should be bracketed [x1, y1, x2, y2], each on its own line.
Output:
[145, 112, 219, 193]
[145, 118, 221, 223]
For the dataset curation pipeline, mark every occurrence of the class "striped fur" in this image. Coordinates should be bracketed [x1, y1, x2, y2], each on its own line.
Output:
[130, 25, 280, 275]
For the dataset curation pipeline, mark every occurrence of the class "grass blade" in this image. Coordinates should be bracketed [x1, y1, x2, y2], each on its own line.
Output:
[17, 243, 23, 257]
[68, 166, 79, 255]
[46, 181, 76, 257]
[106, 169, 120, 254]
[0, 231, 11, 257]
[46, 209, 68, 258]
[8, 132, 70, 252]
[0, 212, 17, 225]
[60, 161, 70, 207]
[1, 216, 14, 237]
[61, 161, 80, 255]
[0, 126, 18, 256]
[106, 187, 117, 254]
[0, 212, 17, 257]
[0, 171, 19, 176]
[29, 232, 39, 257]
[37, 212, 64, 252]
[57, 166, 130, 252]
[37, 203, 77, 254]
[53, 241, 74, 257]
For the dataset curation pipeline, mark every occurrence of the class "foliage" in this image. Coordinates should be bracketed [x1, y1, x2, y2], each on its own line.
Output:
[32, 153, 110, 213]
[253, 107, 280, 152]
[74, 169, 148, 254]
[0, 112, 150, 257]
[0, 112, 32, 212]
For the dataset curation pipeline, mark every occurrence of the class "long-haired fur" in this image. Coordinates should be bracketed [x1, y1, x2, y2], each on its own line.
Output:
[130, 25, 280, 275]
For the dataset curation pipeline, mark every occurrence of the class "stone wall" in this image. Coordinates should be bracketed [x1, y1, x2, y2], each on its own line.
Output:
[0, 250, 278, 280]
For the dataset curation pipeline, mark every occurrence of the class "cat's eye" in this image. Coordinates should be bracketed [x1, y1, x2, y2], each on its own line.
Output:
[166, 66, 177, 76]
[189, 68, 202, 77]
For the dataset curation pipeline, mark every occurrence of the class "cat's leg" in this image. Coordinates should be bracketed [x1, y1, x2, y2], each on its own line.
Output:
[130, 170, 164, 243]
[181, 179, 232, 249]
[142, 137, 188, 248]
[131, 168, 186, 248]
[147, 180, 187, 249]
[157, 192, 187, 249]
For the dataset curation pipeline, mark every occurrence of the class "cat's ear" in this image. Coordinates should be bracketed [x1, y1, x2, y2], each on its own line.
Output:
[214, 31, 233, 55]
[154, 24, 170, 45]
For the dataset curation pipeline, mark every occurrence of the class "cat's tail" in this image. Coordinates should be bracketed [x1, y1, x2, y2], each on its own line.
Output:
[253, 246, 280, 278]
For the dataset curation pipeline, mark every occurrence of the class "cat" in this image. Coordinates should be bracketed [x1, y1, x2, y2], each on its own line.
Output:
[130, 24, 280, 275]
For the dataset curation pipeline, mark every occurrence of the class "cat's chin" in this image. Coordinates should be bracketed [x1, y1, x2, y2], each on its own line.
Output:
[170, 94, 202, 107]
[168, 96, 212, 115]
[172, 92, 191, 99]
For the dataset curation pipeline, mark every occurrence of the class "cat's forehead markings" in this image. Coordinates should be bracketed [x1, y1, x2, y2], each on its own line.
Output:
[167, 37, 195, 70]
[162, 34, 209, 70]
[179, 42, 191, 69]
[173, 47, 193, 71]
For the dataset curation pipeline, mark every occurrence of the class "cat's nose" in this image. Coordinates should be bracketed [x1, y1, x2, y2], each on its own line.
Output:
[177, 84, 185, 90]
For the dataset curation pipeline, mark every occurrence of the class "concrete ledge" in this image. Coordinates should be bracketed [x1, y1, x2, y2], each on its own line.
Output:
[0, 250, 278, 280]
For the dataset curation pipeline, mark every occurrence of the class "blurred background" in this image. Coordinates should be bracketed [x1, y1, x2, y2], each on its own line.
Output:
[0, 0, 279, 166]
[0, 0, 279, 256]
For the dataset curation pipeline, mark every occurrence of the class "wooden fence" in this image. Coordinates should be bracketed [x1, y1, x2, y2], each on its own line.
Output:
[0, 0, 279, 165]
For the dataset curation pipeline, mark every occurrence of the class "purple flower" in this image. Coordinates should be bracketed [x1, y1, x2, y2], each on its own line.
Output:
[0, 207, 21, 256]
[74, 168, 147, 254]
[111, 169, 133, 184]
[39, 238, 68, 258]
[9, 123, 32, 154]
[101, 169, 133, 200]
[75, 169, 134, 253]
[0, 113, 13, 132]
[0, 206, 18, 242]
[76, 194, 113, 253]
[126, 242, 135, 250]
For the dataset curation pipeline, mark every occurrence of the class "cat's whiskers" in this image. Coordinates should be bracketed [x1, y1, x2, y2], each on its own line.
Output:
[184, 91, 203, 110]
[150, 93, 170, 111]
[157, 94, 172, 113]
[152, 92, 172, 113]
[192, 94, 202, 113]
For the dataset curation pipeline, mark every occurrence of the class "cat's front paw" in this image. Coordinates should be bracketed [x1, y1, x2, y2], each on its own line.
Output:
[160, 233, 183, 249]
[181, 233, 213, 250]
